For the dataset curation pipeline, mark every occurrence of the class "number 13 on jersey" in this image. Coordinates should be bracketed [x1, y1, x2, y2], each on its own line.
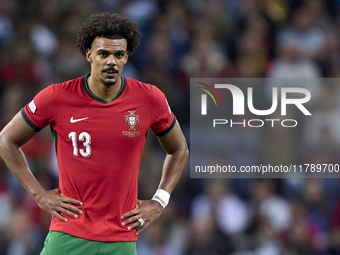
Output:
[68, 132, 91, 157]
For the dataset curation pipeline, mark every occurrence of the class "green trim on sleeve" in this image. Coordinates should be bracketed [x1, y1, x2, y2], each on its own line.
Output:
[52, 129, 58, 154]
[155, 116, 177, 137]
[21, 108, 41, 132]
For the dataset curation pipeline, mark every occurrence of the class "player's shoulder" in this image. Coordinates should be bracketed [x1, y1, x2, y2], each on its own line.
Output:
[35, 76, 83, 101]
[124, 76, 164, 97]
[49, 76, 83, 92]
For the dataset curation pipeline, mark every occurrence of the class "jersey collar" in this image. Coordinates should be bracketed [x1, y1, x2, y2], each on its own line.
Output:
[82, 73, 126, 104]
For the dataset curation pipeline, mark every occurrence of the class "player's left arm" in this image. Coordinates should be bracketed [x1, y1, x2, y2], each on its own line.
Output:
[121, 121, 189, 235]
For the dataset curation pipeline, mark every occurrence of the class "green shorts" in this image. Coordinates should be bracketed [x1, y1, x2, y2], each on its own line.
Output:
[41, 231, 137, 255]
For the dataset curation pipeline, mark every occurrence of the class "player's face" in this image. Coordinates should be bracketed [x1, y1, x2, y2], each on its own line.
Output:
[86, 37, 129, 86]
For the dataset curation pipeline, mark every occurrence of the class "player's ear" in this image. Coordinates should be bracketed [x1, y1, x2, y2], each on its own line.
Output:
[86, 49, 93, 63]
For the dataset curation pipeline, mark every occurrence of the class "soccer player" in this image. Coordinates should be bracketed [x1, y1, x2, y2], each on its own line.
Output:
[0, 13, 188, 255]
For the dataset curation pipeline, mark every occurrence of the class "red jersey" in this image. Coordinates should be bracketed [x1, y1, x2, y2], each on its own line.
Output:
[22, 74, 176, 242]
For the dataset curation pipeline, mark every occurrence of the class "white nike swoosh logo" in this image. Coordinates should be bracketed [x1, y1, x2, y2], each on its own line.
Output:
[70, 117, 89, 123]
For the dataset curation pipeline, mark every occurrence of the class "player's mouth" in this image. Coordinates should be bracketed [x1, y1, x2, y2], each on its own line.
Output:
[102, 68, 118, 78]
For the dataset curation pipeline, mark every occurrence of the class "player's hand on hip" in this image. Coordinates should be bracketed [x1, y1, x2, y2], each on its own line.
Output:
[34, 188, 83, 222]
[121, 199, 164, 235]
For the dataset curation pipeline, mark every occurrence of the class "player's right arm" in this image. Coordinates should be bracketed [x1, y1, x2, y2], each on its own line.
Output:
[0, 111, 83, 222]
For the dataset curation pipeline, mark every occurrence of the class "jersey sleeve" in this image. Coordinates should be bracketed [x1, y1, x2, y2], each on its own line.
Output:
[151, 86, 176, 136]
[21, 84, 58, 132]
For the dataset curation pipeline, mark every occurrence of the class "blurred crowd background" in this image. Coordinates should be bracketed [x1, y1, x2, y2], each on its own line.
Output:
[1, 0, 340, 254]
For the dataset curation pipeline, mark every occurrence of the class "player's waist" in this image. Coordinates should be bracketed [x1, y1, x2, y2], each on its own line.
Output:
[49, 217, 138, 242]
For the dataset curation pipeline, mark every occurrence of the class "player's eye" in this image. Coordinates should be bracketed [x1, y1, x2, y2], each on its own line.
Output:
[99, 52, 108, 58]
[115, 52, 124, 58]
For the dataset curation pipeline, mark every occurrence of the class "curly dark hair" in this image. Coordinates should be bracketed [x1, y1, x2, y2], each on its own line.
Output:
[77, 13, 142, 57]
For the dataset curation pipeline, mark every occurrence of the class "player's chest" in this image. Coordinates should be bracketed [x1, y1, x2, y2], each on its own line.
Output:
[53, 102, 151, 143]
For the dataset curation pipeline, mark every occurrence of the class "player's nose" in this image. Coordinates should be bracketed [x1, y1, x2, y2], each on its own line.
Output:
[106, 55, 116, 66]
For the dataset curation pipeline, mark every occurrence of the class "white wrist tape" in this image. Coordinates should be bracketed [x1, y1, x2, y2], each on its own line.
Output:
[152, 189, 170, 208]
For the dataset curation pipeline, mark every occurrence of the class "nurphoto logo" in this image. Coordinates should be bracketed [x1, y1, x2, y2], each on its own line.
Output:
[197, 82, 312, 128]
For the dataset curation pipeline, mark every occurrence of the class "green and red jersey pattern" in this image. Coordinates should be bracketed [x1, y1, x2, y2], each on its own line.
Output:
[22, 74, 176, 242]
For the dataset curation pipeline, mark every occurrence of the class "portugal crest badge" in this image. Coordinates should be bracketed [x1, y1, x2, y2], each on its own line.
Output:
[125, 111, 139, 131]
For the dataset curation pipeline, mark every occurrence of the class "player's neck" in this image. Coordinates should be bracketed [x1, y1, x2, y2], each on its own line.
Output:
[87, 75, 122, 102]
